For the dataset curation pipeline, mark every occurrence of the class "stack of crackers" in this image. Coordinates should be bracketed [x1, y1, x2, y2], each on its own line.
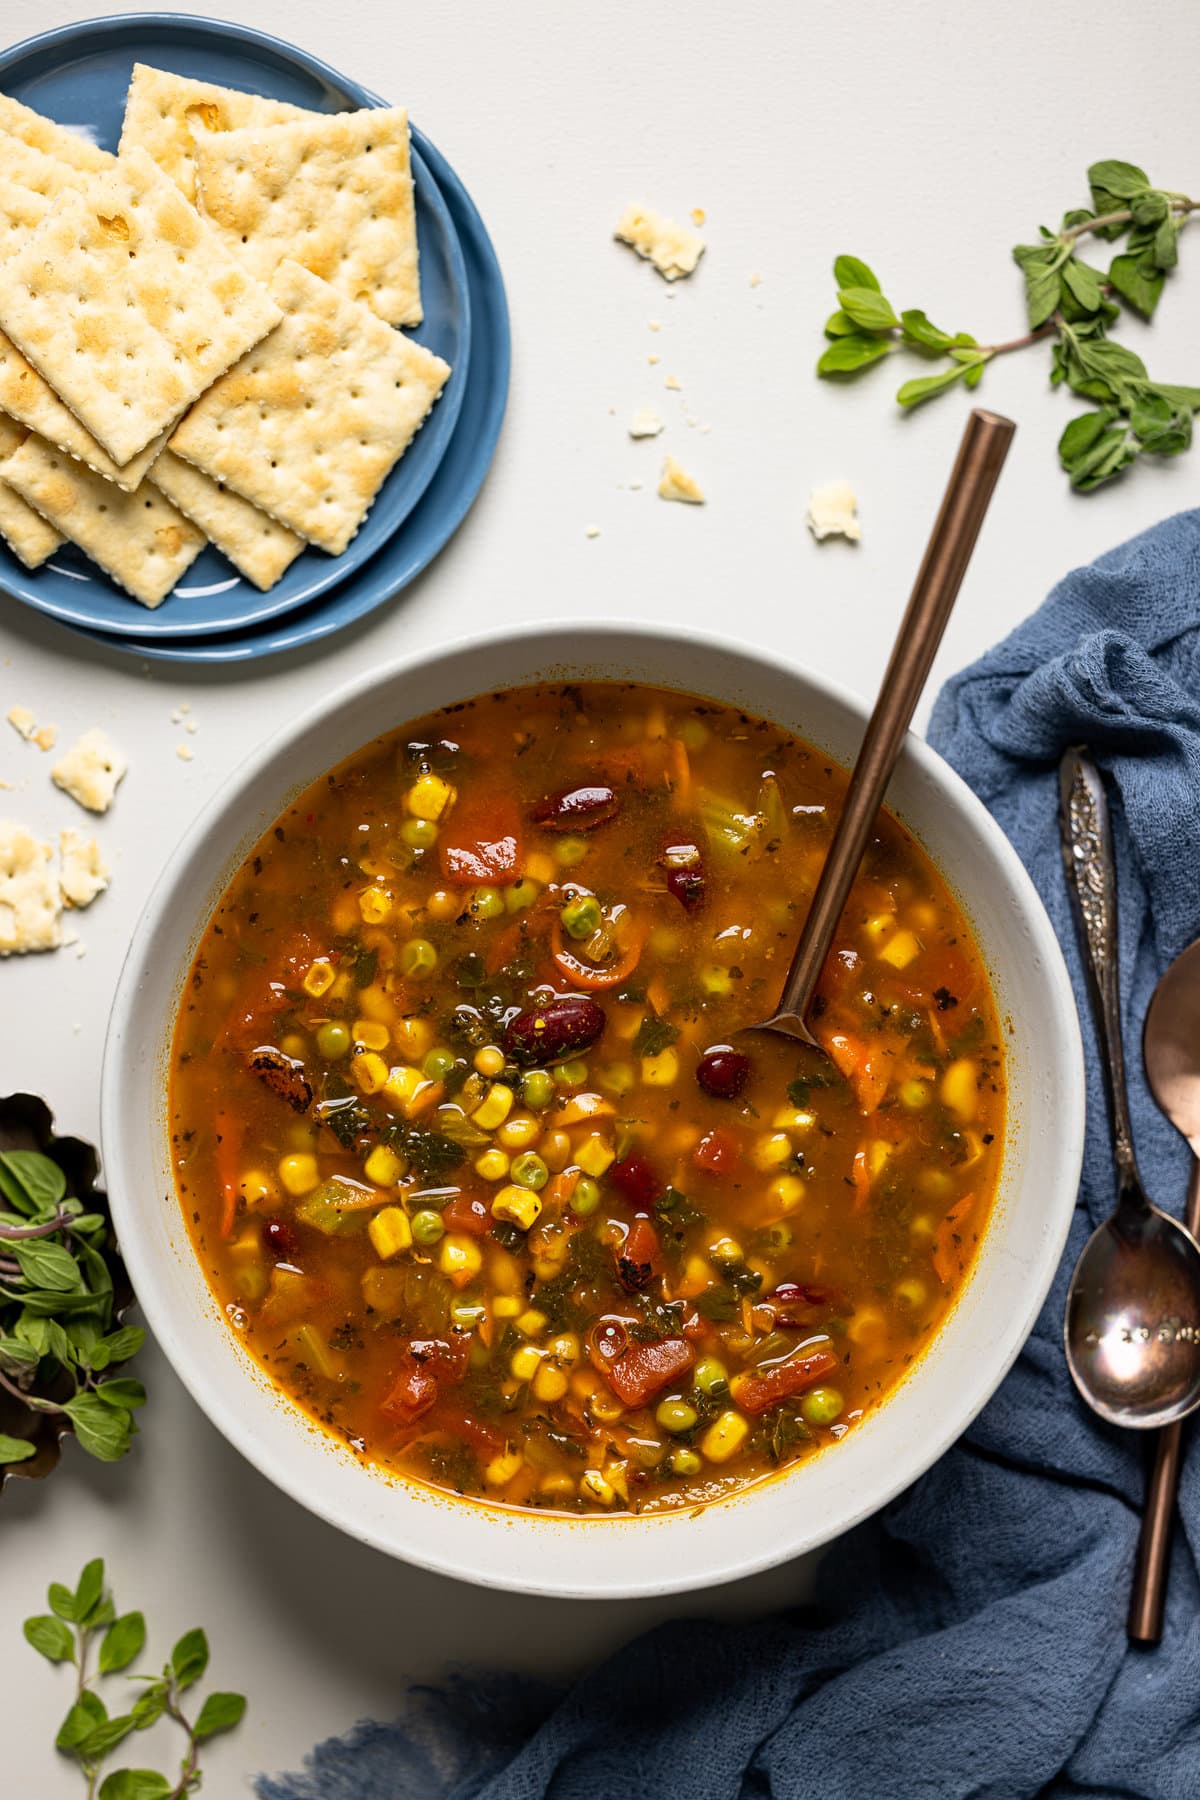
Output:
[0, 67, 452, 606]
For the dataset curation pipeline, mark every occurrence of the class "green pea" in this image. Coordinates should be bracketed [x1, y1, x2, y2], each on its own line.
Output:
[504, 878, 540, 913]
[571, 1176, 601, 1215]
[669, 1446, 702, 1476]
[410, 1209, 445, 1246]
[553, 1058, 588, 1086]
[510, 1152, 549, 1191]
[522, 1069, 555, 1109]
[400, 816, 439, 850]
[801, 1385, 844, 1427]
[655, 1397, 699, 1435]
[560, 894, 602, 940]
[693, 1356, 729, 1398]
[423, 1047, 458, 1081]
[554, 835, 589, 868]
[315, 1020, 351, 1061]
[401, 938, 438, 979]
[472, 886, 505, 921]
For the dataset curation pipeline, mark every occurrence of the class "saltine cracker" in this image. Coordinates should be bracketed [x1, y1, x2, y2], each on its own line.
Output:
[150, 449, 304, 591]
[120, 63, 309, 204]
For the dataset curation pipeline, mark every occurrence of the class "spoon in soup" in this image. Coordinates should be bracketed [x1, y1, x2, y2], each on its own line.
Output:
[1058, 749, 1200, 1436]
[756, 407, 1015, 1046]
[1127, 938, 1200, 1642]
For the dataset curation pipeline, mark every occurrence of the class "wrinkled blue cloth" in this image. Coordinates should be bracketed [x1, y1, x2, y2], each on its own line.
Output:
[261, 512, 1200, 1800]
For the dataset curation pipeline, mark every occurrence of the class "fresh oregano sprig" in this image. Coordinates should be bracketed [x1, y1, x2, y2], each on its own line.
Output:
[23, 1558, 246, 1798]
[817, 161, 1200, 491]
[0, 1149, 145, 1469]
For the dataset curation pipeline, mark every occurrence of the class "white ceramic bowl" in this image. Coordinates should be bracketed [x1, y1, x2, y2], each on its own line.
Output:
[102, 622, 1084, 1599]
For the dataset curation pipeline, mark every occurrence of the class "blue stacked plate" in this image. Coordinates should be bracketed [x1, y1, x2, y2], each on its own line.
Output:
[0, 15, 509, 661]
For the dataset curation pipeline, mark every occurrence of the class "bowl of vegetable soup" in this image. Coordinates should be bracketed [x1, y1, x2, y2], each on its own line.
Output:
[102, 621, 1084, 1597]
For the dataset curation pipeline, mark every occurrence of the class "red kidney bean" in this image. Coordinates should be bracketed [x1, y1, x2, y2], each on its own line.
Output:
[696, 1046, 751, 1099]
[767, 1282, 837, 1327]
[504, 996, 605, 1064]
[264, 1217, 299, 1260]
[608, 1153, 661, 1210]
[531, 784, 621, 831]
[666, 865, 706, 913]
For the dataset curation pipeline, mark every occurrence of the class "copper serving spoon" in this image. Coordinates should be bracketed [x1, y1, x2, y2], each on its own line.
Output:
[756, 409, 1016, 1045]
[1058, 750, 1200, 1437]
[1127, 940, 1200, 1643]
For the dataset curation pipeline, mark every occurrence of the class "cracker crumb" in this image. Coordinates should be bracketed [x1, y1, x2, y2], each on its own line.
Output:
[584, 525, 601, 539]
[807, 481, 862, 543]
[52, 729, 128, 814]
[7, 705, 36, 741]
[176, 743, 194, 762]
[658, 457, 706, 505]
[629, 407, 664, 439]
[691, 208, 706, 227]
[33, 725, 56, 752]
[648, 353, 660, 365]
[749, 272, 762, 288]
[629, 481, 643, 491]
[185, 717, 198, 735]
[665, 374, 682, 391]
[0, 820, 61, 954]
[60, 829, 109, 908]
[170, 708, 184, 724]
[648, 319, 661, 332]
[614, 203, 705, 281]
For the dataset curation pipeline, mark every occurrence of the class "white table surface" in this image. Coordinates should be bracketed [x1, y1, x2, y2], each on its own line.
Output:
[2, 0, 1197, 1789]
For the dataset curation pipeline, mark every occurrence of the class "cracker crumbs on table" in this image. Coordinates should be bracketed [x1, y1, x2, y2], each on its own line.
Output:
[629, 406, 664, 439]
[665, 374, 682, 391]
[59, 828, 109, 908]
[584, 525, 601, 539]
[648, 353, 660, 365]
[614, 204, 705, 281]
[52, 728, 128, 814]
[658, 456, 706, 504]
[176, 743, 195, 762]
[0, 820, 108, 955]
[7, 705, 36, 741]
[807, 481, 862, 543]
[648, 319, 661, 332]
[749, 272, 762, 288]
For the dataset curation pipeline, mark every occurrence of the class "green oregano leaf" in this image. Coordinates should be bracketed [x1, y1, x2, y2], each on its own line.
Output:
[99, 1612, 147, 1675]
[836, 285, 899, 331]
[832, 254, 881, 292]
[193, 1691, 248, 1742]
[98, 1772, 173, 1800]
[171, 1626, 210, 1690]
[816, 334, 893, 376]
[23, 1614, 75, 1662]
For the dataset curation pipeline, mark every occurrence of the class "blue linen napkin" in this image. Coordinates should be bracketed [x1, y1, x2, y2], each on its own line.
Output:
[261, 511, 1200, 1800]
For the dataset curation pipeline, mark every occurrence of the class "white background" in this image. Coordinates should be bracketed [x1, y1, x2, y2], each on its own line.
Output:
[2, 0, 1197, 1790]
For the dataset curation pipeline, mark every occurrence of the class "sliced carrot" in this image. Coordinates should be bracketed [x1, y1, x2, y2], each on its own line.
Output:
[546, 1169, 580, 1210]
[851, 1145, 871, 1212]
[819, 1027, 890, 1114]
[667, 738, 691, 808]
[933, 1193, 975, 1285]
[485, 919, 527, 977]
[406, 1080, 445, 1120]
[645, 973, 671, 1017]
[551, 916, 646, 990]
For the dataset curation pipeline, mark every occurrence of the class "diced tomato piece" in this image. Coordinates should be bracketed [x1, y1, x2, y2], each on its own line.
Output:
[617, 1214, 661, 1290]
[605, 1337, 694, 1407]
[381, 1334, 470, 1425]
[692, 1128, 742, 1177]
[442, 1192, 491, 1236]
[735, 1345, 839, 1416]
[439, 797, 523, 888]
[381, 1361, 439, 1425]
[430, 1403, 506, 1457]
[609, 1154, 661, 1209]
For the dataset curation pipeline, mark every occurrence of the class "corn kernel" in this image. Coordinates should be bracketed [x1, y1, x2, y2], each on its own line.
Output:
[238, 1168, 277, 1207]
[516, 1307, 548, 1337]
[510, 1343, 543, 1381]
[879, 928, 921, 970]
[848, 1306, 887, 1344]
[364, 1144, 403, 1187]
[302, 959, 335, 998]
[492, 1295, 523, 1319]
[474, 1045, 506, 1077]
[772, 1106, 815, 1133]
[862, 911, 896, 945]
[472, 1083, 515, 1131]
[278, 1153, 319, 1197]
[896, 1278, 927, 1307]
[427, 888, 461, 921]
[575, 1133, 615, 1177]
[393, 1016, 433, 1060]
[540, 1130, 571, 1172]
[407, 773, 456, 821]
[352, 1050, 390, 1095]
[356, 984, 397, 1024]
[868, 1141, 892, 1177]
[752, 1132, 794, 1171]
[641, 1047, 680, 1086]
[358, 885, 392, 924]
[328, 971, 353, 1002]
[701, 964, 733, 997]
[353, 1019, 391, 1052]
[767, 1174, 805, 1212]
[910, 1213, 937, 1243]
[548, 1331, 580, 1364]
[579, 1469, 616, 1506]
[368, 1206, 413, 1260]
[439, 1233, 483, 1284]
[532, 1363, 570, 1403]
[709, 1235, 743, 1265]
[485, 1447, 523, 1487]
[589, 1388, 625, 1423]
[383, 1064, 425, 1107]
[474, 1148, 511, 1181]
[280, 1033, 306, 1061]
[700, 1410, 750, 1464]
[941, 1058, 978, 1122]
[539, 1472, 576, 1499]
[525, 851, 555, 884]
[497, 1112, 541, 1150]
[492, 1185, 543, 1231]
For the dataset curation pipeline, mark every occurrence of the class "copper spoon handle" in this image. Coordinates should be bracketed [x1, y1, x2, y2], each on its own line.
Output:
[1128, 1154, 1200, 1644]
[764, 409, 1015, 1042]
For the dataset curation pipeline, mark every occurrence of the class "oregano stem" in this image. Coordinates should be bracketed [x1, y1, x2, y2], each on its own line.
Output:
[0, 1361, 66, 1412]
[164, 1686, 200, 1799]
[1060, 197, 1198, 244]
[979, 318, 1059, 357]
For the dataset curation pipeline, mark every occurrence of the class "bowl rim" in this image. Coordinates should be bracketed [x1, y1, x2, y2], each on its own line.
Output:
[100, 617, 1085, 1597]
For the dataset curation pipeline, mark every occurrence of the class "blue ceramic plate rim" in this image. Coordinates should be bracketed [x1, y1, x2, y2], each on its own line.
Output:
[61, 76, 511, 664]
[0, 15, 472, 637]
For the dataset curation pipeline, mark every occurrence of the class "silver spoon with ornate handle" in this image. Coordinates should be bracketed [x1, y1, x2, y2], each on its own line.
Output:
[1058, 748, 1200, 1430]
